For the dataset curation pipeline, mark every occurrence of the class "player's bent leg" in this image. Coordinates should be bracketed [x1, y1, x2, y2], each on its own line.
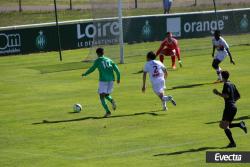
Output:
[111, 98, 116, 111]
[105, 95, 116, 111]
[240, 121, 248, 134]
[160, 93, 168, 111]
[212, 59, 220, 69]
[219, 120, 229, 129]
[105, 94, 112, 103]
[157, 92, 168, 111]
[171, 56, 176, 69]
[100, 93, 111, 117]
[224, 128, 236, 147]
[168, 95, 177, 106]
[160, 49, 173, 65]
[212, 59, 222, 82]
[229, 121, 248, 134]
[216, 67, 222, 81]
[220, 121, 236, 147]
[176, 48, 182, 67]
[153, 81, 168, 111]
[233, 121, 248, 134]
[176, 48, 181, 61]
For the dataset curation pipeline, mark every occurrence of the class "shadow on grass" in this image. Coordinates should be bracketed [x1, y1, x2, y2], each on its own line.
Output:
[167, 82, 216, 90]
[32, 110, 163, 125]
[205, 115, 250, 124]
[29, 61, 92, 74]
[154, 146, 230, 156]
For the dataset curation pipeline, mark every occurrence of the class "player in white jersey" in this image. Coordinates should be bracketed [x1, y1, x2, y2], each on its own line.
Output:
[142, 51, 176, 111]
[211, 30, 235, 82]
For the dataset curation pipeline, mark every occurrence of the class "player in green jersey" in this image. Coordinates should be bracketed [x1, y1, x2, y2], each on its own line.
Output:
[82, 48, 120, 118]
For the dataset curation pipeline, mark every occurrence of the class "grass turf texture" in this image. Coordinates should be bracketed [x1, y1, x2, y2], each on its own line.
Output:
[0, 35, 250, 167]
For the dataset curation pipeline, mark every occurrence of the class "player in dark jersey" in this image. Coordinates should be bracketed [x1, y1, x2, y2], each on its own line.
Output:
[213, 71, 247, 148]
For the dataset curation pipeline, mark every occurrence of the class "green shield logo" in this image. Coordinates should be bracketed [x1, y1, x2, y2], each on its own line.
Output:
[36, 31, 47, 50]
[240, 14, 248, 31]
[142, 20, 152, 40]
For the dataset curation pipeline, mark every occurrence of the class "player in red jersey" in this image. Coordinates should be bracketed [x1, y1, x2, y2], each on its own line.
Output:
[156, 32, 182, 69]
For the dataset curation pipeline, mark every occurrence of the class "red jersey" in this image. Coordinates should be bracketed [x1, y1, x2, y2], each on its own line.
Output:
[156, 37, 180, 57]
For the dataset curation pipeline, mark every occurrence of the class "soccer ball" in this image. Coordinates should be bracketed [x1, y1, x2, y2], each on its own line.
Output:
[73, 104, 82, 113]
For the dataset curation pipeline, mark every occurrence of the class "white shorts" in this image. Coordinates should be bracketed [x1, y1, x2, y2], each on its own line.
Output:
[98, 81, 114, 94]
[215, 51, 228, 61]
[152, 79, 166, 95]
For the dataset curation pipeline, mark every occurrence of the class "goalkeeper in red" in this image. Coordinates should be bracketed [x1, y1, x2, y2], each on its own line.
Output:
[156, 32, 182, 69]
[82, 48, 120, 118]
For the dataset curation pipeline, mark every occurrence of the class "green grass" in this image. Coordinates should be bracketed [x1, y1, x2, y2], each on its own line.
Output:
[0, 35, 250, 167]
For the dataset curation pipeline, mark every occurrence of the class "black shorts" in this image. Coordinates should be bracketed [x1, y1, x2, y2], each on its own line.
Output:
[222, 104, 237, 122]
[212, 59, 221, 69]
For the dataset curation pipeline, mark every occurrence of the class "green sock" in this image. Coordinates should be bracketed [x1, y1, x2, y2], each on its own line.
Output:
[100, 97, 110, 113]
[105, 95, 113, 103]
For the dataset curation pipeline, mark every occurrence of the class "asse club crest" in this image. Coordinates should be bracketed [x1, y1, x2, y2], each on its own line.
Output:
[141, 20, 152, 41]
[240, 14, 248, 31]
[36, 31, 47, 50]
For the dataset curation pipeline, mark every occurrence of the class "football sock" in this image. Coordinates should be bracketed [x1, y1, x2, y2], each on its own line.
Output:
[176, 48, 181, 60]
[224, 129, 235, 144]
[105, 95, 113, 103]
[229, 123, 241, 128]
[216, 67, 222, 80]
[171, 56, 176, 67]
[162, 96, 170, 102]
[100, 97, 110, 113]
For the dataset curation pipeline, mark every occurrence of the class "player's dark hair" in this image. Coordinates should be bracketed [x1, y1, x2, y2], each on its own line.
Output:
[221, 70, 230, 80]
[214, 30, 221, 36]
[166, 32, 172, 37]
[96, 48, 104, 56]
[147, 51, 156, 60]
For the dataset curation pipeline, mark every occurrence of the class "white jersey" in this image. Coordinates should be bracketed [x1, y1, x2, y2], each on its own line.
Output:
[144, 60, 166, 83]
[212, 37, 229, 61]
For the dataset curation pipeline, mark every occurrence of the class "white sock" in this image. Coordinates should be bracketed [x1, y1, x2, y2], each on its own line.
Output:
[216, 67, 222, 80]
[162, 96, 170, 102]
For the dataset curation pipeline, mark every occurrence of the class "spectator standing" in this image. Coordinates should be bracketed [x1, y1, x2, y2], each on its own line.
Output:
[163, 0, 173, 14]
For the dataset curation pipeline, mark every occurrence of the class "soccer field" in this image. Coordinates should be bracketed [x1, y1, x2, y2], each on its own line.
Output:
[0, 35, 250, 167]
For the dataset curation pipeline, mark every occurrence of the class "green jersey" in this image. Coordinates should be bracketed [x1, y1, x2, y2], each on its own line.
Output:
[83, 56, 120, 82]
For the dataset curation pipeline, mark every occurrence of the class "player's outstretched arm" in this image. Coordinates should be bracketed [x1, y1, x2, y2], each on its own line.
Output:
[212, 46, 215, 57]
[163, 69, 168, 79]
[226, 48, 235, 65]
[142, 72, 147, 93]
[82, 61, 97, 77]
[156, 42, 165, 56]
[112, 63, 120, 84]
